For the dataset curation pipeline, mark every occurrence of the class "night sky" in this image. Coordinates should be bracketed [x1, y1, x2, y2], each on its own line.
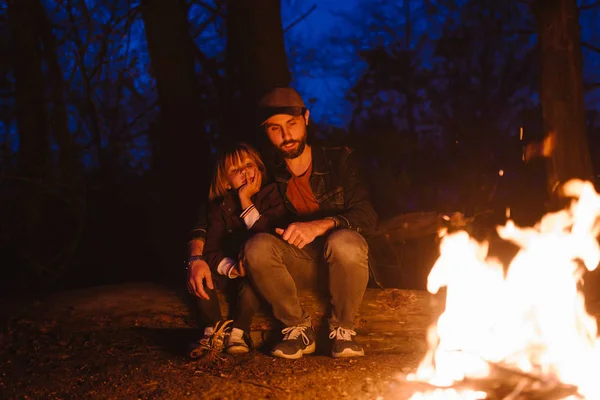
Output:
[284, 0, 600, 127]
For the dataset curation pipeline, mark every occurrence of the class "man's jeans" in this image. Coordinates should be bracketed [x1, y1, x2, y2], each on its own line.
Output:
[243, 229, 369, 330]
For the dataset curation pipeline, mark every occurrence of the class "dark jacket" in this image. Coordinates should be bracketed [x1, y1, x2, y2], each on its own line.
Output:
[202, 182, 288, 274]
[271, 144, 378, 235]
[189, 203, 207, 242]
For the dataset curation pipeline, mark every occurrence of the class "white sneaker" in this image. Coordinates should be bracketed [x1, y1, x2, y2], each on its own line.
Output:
[225, 327, 250, 354]
[329, 326, 364, 358]
[189, 320, 232, 359]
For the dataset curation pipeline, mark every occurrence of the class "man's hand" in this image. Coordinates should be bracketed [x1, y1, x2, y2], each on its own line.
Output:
[187, 259, 214, 300]
[275, 219, 335, 249]
[238, 173, 262, 209]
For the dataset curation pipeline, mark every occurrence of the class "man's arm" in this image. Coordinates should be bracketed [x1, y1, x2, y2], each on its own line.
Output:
[188, 237, 205, 256]
[187, 237, 215, 300]
[275, 218, 334, 249]
[187, 204, 214, 300]
[326, 148, 378, 235]
[189, 203, 208, 243]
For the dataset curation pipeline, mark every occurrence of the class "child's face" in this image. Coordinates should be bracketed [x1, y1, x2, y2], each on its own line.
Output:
[227, 156, 260, 190]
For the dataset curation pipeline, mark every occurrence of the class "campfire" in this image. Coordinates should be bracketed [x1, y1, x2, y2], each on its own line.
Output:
[407, 179, 600, 400]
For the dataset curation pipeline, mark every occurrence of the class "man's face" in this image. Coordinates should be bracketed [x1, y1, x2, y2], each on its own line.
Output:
[263, 111, 310, 159]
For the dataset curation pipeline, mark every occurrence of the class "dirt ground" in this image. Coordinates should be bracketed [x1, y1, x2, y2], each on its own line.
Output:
[0, 283, 427, 400]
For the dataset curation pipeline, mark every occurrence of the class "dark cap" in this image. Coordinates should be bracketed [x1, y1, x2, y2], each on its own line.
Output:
[257, 87, 306, 126]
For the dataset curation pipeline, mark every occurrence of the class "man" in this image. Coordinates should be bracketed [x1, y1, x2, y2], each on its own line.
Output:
[243, 87, 378, 359]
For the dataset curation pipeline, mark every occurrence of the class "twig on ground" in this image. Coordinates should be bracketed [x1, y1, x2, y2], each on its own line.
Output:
[237, 378, 288, 393]
[194, 368, 288, 393]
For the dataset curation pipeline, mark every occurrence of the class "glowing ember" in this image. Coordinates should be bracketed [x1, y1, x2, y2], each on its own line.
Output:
[407, 179, 600, 399]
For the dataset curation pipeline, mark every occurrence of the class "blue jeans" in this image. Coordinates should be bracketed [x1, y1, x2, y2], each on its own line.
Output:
[243, 229, 369, 330]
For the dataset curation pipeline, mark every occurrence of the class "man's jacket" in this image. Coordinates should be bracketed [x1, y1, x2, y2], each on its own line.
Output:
[270, 144, 378, 236]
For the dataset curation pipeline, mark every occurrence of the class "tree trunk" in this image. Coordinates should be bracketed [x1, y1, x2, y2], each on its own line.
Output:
[8, 0, 50, 179]
[403, 0, 418, 153]
[38, 0, 86, 280]
[534, 0, 593, 192]
[224, 0, 291, 146]
[141, 0, 211, 278]
[8, 0, 49, 279]
[534, 0, 599, 303]
[6, 0, 85, 286]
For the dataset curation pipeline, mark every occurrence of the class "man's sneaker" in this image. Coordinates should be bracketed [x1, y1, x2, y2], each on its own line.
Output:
[225, 327, 251, 354]
[189, 320, 232, 359]
[329, 326, 365, 358]
[271, 325, 316, 359]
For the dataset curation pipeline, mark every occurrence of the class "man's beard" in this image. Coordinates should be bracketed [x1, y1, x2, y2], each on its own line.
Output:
[278, 134, 307, 159]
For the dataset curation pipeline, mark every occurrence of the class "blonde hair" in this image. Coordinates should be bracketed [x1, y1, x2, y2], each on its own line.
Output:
[209, 142, 267, 201]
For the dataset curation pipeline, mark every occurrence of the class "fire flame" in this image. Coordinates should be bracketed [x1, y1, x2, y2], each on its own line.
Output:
[407, 179, 600, 399]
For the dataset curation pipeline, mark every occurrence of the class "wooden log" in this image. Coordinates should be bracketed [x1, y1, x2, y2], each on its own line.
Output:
[218, 288, 445, 353]
[1, 283, 445, 354]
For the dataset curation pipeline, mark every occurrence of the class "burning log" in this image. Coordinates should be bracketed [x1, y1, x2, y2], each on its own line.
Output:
[406, 359, 582, 399]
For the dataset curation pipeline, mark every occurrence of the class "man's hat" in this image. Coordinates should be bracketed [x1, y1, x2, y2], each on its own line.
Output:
[257, 87, 306, 126]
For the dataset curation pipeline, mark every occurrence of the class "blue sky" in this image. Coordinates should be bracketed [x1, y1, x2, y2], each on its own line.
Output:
[282, 0, 364, 127]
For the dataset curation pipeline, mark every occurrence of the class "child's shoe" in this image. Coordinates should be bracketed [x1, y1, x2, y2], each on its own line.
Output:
[189, 320, 232, 359]
[224, 327, 251, 354]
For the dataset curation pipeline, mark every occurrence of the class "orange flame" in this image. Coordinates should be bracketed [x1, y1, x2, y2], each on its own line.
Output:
[408, 179, 600, 399]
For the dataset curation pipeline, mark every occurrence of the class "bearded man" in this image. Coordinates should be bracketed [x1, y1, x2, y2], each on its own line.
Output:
[242, 87, 379, 359]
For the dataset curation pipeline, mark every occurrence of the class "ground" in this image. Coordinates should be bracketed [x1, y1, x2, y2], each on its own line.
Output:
[0, 283, 431, 400]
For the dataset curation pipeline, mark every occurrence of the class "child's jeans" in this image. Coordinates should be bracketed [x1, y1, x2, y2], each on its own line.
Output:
[194, 275, 260, 332]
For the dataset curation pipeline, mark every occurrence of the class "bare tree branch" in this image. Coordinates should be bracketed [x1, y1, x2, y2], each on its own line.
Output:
[584, 82, 600, 91]
[514, 29, 536, 35]
[65, 0, 104, 164]
[192, 10, 221, 38]
[193, 44, 222, 87]
[116, 100, 159, 139]
[89, 4, 140, 80]
[582, 41, 600, 54]
[112, 4, 139, 121]
[284, 4, 317, 33]
[191, 0, 224, 38]
[190, 0, 224, 16]
[580, 0, 600, 10]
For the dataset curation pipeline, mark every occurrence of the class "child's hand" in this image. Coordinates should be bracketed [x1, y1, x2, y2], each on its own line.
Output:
[238, 173, 262, 201]
[227, 260, 246, 279]
[237, 259, 246, 277]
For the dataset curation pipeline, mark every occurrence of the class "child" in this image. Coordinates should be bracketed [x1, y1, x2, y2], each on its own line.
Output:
[189, 142, 287, 358]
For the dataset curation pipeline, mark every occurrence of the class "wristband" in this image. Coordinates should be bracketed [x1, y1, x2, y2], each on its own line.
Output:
[240, 204, 256, 219]
[324, 216, 338, 228]
[227, 263, 240, 279]
[186, 255, 205, 269]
